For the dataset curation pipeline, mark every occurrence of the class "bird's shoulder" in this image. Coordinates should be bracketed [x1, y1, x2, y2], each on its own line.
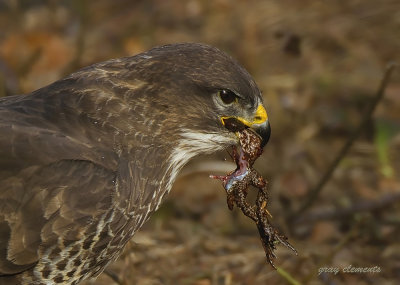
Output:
[0, 92, 118, 175]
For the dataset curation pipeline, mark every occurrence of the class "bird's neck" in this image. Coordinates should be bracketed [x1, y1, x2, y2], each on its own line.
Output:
[111, 141, 194, 233]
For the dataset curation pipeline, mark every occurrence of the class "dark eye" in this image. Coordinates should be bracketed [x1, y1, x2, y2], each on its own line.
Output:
[218, 89, 238, 104]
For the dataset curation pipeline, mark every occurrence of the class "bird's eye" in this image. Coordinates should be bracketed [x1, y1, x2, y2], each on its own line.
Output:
[218, 89, 238, 105]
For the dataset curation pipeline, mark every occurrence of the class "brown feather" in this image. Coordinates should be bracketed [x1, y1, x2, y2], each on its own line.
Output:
[0, 43, 264, 284]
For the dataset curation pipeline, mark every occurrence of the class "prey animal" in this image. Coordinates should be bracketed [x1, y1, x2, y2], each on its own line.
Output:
[212, 126, 297, 267]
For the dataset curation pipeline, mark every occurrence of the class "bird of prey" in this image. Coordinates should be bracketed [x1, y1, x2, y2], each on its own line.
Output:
[0, 43, 270, 284]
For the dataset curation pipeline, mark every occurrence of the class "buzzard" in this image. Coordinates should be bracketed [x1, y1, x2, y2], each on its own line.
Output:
[0, 43, 270, 284]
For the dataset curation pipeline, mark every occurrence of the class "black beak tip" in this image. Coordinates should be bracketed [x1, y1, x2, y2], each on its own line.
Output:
[255, 120, 271, 148]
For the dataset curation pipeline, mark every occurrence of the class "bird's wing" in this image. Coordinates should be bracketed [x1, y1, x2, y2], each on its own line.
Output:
[0, 159, 117, 275]
[0, 103, 118, 275]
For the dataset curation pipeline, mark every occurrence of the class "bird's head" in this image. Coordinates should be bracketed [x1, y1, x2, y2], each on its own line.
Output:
[73, 43, 270, 175]
[127, 43, 270, 158]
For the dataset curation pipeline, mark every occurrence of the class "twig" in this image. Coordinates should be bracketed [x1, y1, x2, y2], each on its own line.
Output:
[291, 63, 397, 219]
[103, 269, 124, 285]
[276, 266, 302, 285]
[295, 191, 400, 224]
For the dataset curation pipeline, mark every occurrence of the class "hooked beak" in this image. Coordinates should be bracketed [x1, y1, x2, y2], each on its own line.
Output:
[250, 120, 271, 148]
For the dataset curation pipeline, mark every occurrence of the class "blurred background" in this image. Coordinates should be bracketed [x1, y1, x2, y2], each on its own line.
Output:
[1, 0, 399, 284]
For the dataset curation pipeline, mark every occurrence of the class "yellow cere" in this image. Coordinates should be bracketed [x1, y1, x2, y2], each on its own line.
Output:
[252, 104, 268, 125]
[221, 104, 268, 127]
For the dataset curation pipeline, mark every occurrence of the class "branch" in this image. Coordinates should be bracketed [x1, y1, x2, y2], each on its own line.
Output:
[291, 63, 397, 219]
[295, 191, 400, 224]
[103, 269, 124, 285]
